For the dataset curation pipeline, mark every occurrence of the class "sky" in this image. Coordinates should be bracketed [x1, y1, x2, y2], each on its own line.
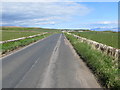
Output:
[1, 1, 118, 30]
[1, 0, 120, 2]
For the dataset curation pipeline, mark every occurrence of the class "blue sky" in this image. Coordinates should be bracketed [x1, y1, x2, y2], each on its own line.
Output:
[1, 1, 118, 29]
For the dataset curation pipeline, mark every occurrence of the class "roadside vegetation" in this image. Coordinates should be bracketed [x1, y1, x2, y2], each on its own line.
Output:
[0, 27, 61, 55]
[65, 33, 119, 89]
[71, 31, 119, 49]
[1, 33, 53, 54]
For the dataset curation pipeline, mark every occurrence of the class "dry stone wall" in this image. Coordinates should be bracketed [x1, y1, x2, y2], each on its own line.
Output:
[67, 32, 120, 60]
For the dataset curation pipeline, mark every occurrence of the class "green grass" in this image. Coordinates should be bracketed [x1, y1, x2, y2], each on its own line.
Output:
[1, 27, 61, 41]
[2, 27, 61, 32]
[65, 33, 119, 89]
[71, 31, 119, 49]
[2, 31, 41, 41]
[0, 27, 61, 54]
[1, 33, 53, 54]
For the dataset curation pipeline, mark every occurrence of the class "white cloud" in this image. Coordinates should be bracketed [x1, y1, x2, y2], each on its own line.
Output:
[2, 2, 90, 16]
[14, 17, 57, 23]
[88, 21, 118, 29]
[18, 21, 56, 25]
[0, 22, 8, 25]
[75, 20, 118, 29]
[96, 21, 117, 24]
[1, 0, 59, 2]
[1, 0, 119, 2]
[2, 2, 91, 26]
[34, 21, 56, 25]
[13, 18, 57, 25]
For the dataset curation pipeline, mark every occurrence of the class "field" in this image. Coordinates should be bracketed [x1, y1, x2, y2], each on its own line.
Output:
[1, 27, 61, 41]
[65, 33, 119, 88]
[1, 33, 53, 54]
[0, 27, 61, 54]
[2, 31, 42, 41]
[71, 31, 119, 49]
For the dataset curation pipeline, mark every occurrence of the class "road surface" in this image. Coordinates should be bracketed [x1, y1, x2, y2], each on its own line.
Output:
[2, 34, 101, 88]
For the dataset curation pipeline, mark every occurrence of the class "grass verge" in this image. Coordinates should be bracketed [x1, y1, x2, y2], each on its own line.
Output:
[65, 33, 119, 89]
[0, 33, 53, 55]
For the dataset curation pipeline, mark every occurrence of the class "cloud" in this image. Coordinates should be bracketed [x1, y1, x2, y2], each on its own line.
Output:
[88, 21, 118, 29]
[0, 22, 8, 26]
[19, 21, 56, 25]
[73, 20, 118, 29]
[1, 0, 59, 2]
[13, 18, 56, 26]
[96, 21, 117, 24]
[1, 0, 119, 2]
[2, 2, 91, 27]
[2, 2, 90, 16]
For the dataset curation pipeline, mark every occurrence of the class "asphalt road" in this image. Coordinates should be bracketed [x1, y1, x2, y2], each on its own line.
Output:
[2, 34, 101, 88]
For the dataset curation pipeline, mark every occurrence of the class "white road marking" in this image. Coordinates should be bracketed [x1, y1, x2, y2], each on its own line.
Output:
[37, 34, 62, 88]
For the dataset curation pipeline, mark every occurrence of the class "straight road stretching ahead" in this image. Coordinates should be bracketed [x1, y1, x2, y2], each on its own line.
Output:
[2, 34, 101, 88]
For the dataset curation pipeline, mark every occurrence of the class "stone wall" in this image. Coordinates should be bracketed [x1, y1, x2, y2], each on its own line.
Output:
[67, 32, 120, 60]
